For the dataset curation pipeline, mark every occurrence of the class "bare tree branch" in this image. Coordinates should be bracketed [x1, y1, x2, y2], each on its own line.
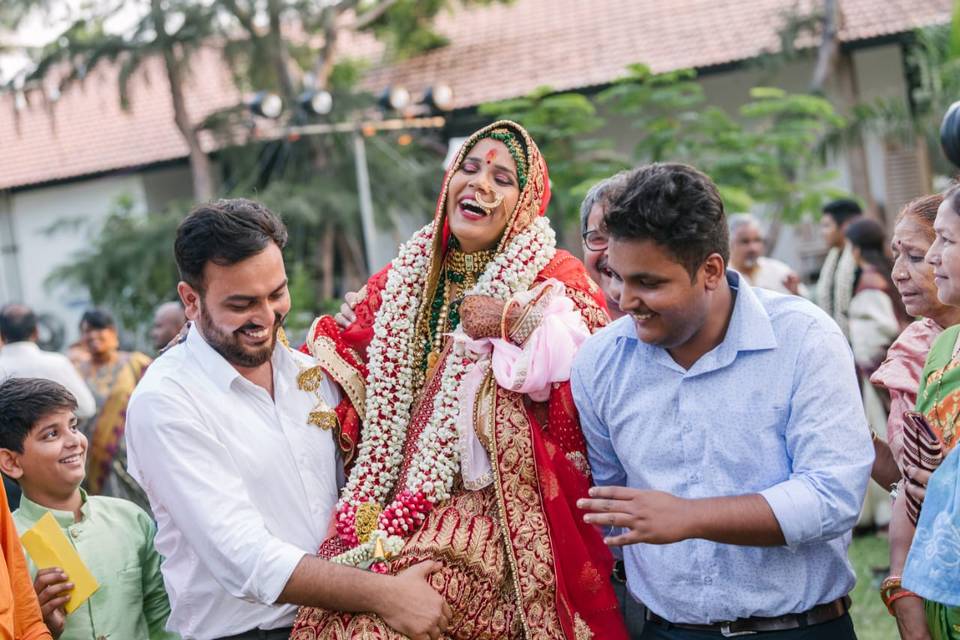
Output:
[810, 0, 839, 92]
[353, 0, 399, 30]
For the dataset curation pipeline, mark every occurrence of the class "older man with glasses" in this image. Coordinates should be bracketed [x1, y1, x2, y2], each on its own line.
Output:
[581, 173, 630, 320]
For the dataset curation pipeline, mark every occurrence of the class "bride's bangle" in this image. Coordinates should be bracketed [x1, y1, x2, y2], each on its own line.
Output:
[508, 303, 543, 346]
[500, 299, 519, 341]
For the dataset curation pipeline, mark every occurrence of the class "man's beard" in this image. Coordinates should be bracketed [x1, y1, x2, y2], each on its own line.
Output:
[198, 304, 284, 368]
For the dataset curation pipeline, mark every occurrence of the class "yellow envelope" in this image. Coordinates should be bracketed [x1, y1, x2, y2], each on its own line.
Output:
[21, 512, 99, 614]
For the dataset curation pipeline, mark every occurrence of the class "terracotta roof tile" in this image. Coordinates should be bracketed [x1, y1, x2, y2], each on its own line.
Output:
[0, 0, 949, 190]
[0, 46, 239, 191]
[362, 0, 951, 107]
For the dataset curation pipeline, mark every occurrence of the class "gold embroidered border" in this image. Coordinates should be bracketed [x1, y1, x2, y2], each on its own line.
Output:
[565, 287, 609, 333]
[490, 387, 565, 639]
[306, 317, 367, 423]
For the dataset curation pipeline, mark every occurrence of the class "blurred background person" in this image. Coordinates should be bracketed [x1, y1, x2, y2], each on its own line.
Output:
[846, 217, 910, 533]
[0, 303, 95, 420]
[818, 199, 864, 338]
[149, 301, 186, 353]
[76, 308, 151, 508]
[728, 213, 803, 295]
[871, 193, 960, 639]
[580, 173, 629, 320]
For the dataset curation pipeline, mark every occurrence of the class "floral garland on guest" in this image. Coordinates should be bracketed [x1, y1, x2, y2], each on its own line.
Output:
[333, 215, 556, 560]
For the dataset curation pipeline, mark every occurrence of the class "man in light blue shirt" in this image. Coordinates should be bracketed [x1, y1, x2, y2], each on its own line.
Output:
[573, 163, 873, 639]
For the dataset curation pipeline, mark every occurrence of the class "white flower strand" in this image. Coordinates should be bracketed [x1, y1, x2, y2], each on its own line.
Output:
[404, 217, 556, 502]
[338, 216, 557, 534]
[330, 531, 405, 567]
[340, 223, 434, 509]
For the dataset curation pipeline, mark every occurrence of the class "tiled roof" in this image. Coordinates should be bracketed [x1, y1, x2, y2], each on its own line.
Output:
[362, 0, 951, 108]
[0, 0, 950, 191]
[0, 46, 240, 191]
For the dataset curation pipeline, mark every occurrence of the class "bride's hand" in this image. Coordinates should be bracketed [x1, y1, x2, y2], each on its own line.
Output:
[460, 295, 515, 339]
[335, 291, 360, 328]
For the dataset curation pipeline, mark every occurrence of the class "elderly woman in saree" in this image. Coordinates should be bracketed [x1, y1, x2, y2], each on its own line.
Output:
[292, 121, 627, 640]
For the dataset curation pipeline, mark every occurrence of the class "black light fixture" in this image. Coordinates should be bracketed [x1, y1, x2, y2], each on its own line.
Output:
[423, 84, 455, 113]
[248, 91, 284, 119]
[941, 101, 960, 169]
[378, 85, 411, 112]
[298, 89, 334, 116]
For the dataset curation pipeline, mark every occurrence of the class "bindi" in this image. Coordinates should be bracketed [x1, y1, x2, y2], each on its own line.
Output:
[485, 149, 497, 164]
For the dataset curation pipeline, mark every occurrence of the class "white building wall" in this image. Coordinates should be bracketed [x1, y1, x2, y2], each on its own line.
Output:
[5, 173, 148, 345]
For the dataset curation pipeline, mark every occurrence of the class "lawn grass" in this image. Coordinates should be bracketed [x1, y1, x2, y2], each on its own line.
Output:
[849, 533, 898, 640]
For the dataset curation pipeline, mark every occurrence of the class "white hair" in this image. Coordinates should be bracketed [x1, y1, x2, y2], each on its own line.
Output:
[728, 213, 761, 238]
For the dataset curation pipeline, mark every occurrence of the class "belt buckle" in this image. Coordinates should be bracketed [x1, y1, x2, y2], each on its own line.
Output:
[720, 623, 757, 637]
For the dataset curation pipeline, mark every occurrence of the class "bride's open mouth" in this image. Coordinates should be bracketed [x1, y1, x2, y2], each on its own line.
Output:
[459, 197, 492, 220]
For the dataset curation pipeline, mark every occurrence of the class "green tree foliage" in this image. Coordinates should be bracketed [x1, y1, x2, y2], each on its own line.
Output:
[482, 64, 849, 238]
[821, 20, 960, 179]
[15, 0, 500, 331]
[45, 196, 184, 331]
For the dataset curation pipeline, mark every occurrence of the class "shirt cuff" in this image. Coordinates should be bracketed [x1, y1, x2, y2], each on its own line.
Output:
[249, 541, 308, 605]
[760, 480, 823, 547]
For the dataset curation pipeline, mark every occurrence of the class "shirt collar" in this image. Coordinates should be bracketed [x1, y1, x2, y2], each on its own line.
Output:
[625, 270, 778, 374]
[185, 323, 293, 393]
[17, 488, 90, 528]
[722, 270, 778, 354]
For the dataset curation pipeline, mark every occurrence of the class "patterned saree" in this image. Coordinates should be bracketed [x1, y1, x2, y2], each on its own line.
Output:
[293, 121, 626, 639]
[906, 325, 960, 639]
[79, 351, 152, 499]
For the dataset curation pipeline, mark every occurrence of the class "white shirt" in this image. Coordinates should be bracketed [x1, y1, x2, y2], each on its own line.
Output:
[742, 257, 802, 296]
[0, 341, 96, 418]
[125, 326, 341, 639]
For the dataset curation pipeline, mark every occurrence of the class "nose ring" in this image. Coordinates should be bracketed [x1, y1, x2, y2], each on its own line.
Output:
[474, 189, 504, 212]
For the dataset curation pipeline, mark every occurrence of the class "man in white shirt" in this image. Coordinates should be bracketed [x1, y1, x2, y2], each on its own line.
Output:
[0, 304, 96, 419]
[126, 199, 450, 640]
[728, 214, 804, 296]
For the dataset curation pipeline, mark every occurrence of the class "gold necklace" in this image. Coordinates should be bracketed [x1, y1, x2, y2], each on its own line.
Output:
[422, 246, 495, 374]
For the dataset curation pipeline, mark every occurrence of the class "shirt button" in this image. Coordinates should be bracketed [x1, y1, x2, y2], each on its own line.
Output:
[70, 528, 80, 539]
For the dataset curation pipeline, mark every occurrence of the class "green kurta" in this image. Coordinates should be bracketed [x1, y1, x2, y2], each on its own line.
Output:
[13, 490, 178, 640]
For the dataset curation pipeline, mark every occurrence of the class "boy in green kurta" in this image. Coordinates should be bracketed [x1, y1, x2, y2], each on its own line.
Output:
[0, 377, 178, 640]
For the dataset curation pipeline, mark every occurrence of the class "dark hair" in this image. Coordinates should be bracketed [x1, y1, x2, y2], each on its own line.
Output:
[845, 218, 908, 320]
[822, 199, 863, 226]
[896, 193, 943, 239]
[0, 304, 37, 343]
[602, 163, 729, 278]
[80, 308, 115, 331]
[175, 198, 288, 290]
[0, 378, 77, 453]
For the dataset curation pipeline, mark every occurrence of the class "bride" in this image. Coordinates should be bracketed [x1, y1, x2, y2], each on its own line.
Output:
[292, 121, 627, 639]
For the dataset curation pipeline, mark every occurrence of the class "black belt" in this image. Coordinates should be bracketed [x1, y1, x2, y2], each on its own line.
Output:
[216, 627, 293, 640]
[645, 596, 850, 637]
[612, 559, 627, 582]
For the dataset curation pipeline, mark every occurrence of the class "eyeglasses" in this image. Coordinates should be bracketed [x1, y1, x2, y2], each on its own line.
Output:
[582, 229, 609, 252]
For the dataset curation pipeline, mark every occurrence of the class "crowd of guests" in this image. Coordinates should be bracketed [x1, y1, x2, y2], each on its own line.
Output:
[0, 119, 957, 640]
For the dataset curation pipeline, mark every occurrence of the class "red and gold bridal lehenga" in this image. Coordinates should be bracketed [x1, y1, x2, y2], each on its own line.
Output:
[292, 121, 627, 640]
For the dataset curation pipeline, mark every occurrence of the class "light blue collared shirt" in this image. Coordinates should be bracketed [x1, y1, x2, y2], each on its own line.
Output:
[571, 272, 874, 624]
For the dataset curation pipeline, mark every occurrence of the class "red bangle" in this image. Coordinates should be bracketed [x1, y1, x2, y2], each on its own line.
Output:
[883, 589, 921, 616]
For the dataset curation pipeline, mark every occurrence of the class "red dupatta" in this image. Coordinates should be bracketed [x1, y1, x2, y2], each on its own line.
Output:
[302, 121, 625, 639]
